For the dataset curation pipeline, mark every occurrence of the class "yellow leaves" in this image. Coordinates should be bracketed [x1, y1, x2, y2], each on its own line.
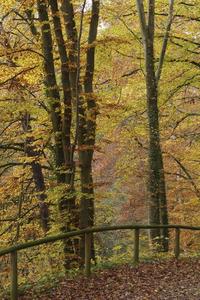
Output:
[86, 107, 97, 122]
[47, 184, 71, 205]
[1, 0, 16, 13]
[0, 65, 15, 84]
[113, 244, 122, 252]
[22, 66, 42, 86]
[14, 52, 42, 85]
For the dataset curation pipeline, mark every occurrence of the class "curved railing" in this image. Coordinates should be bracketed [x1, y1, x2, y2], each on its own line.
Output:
[1, 223, 200, 300]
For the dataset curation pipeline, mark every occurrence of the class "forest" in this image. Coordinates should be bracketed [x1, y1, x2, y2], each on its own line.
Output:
[1, 0, 200, 299]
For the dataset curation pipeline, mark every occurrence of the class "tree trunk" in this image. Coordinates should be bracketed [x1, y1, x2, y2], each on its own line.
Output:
[79, 0, 100, 263]
[37, 0, 65, 182]
[37, 0, 79, 268]
[61, 0, 99, 264]
[21, 113, 49, 232]
[61, 0, 78, 101]
[136, 0, 169, 251]
[146, 63, 161, 246]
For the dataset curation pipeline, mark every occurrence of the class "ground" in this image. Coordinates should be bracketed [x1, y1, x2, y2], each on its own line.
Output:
[20, 258, 200, 300]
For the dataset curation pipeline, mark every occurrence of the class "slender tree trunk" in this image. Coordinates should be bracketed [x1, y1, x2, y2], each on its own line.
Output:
[49, 0, 72, 172]
[79, 0, 100, 263]
[61, 0, 78, 100]
[37, 0, 79, 268]
[21, 113, 49, 232]
[146, 68, 169, 249]
[37, 0, 65, 182]
[61, 0, 99, 263]
[61, 0, 90, 264]
[145, 57, 161, 245]
[159, 164, 169, 250]
[49, 0, 80, 267]
[136, 0, 169, 251]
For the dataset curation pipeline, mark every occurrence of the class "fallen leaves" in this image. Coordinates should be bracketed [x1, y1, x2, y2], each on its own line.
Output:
[19, 258, 200, 300]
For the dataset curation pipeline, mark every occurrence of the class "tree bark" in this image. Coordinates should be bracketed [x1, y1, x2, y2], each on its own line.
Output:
[79, 0, 100, 263]
[61, 0, 78, 100]
[37, 0, 79, 268]
[136, 0, 170, 251]
[61, 0, 99, 263]
[21, 113, 49, 232]
[37, 0, 65, 183]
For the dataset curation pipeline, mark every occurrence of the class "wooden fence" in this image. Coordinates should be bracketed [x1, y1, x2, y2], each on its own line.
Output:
[0, 224, 200, 300]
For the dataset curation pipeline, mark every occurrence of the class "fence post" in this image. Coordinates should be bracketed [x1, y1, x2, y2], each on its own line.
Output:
[85, 233, 91, 277]
[11, 250, 18, 300]
[174, 228, 180, 259]
[134, 228, 140, 264]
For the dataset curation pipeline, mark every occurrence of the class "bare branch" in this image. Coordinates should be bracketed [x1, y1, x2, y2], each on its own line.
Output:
[156, 0, 174, 83]
[0, 144, 24, 152]
[169, 154, 200, 200]
[0, 66, 37, 86]
[135, 0, 148, 43]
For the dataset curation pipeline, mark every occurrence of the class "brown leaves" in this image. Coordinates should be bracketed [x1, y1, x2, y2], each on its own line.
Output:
[20, 258, 200, 300]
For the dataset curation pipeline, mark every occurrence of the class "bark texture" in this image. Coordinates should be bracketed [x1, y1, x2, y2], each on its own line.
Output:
[37, 0, 79, 268]
[21, 113, 49, 232]
[136, 0, 172, 251]
[61, 0, 100, 263]
[79, 0, 100, 262]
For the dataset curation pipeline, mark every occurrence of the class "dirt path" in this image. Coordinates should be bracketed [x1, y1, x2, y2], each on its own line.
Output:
[20, 259, 200, 300]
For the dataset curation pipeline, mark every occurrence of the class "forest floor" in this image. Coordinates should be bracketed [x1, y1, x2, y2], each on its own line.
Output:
[19, 258, 200, 300]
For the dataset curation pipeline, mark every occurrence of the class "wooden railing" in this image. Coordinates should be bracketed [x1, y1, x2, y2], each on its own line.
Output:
[0, 224, 200, 300]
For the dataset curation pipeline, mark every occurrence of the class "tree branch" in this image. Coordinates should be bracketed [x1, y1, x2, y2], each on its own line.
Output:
[156, 0, 174, 83]
[135, 0, 148, 43]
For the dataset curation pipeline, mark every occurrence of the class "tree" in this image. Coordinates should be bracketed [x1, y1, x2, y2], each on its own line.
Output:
[135, 0, 174, 250]
[37, 0, 100, 265]
[0, 13, 49, 233]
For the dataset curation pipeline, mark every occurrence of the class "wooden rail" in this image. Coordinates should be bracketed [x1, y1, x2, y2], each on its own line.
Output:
[0, 224, 200, 300]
